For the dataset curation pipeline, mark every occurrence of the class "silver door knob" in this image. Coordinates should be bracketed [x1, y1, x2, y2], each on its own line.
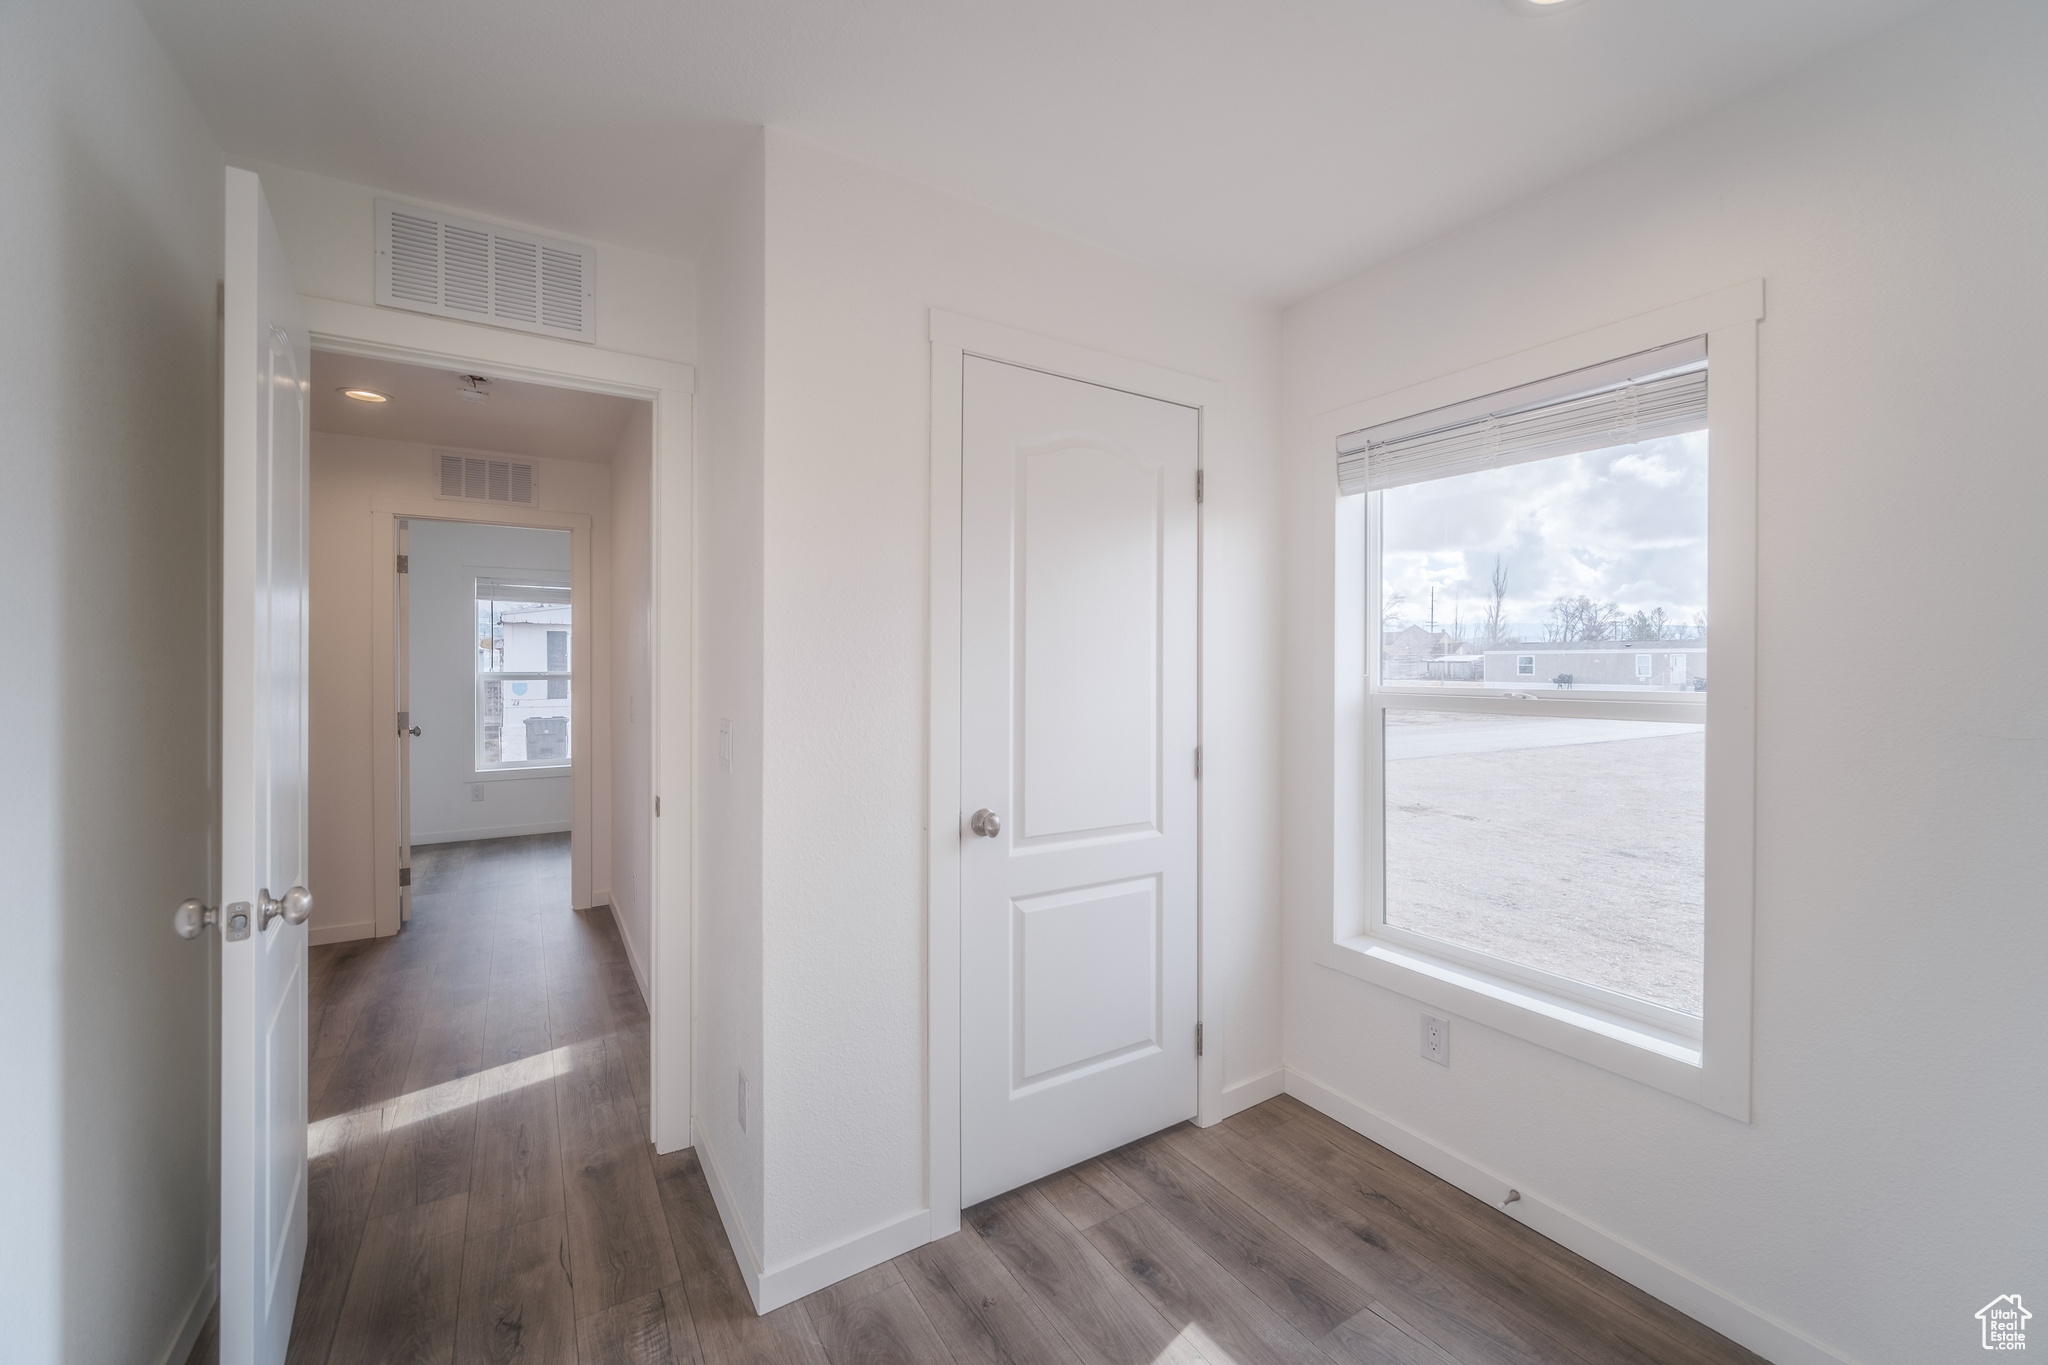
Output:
[970, 809, 1001, 838]
[172, 899, 216, 940]
[258, 885, 313, 930]
[407, 725, 422, 737]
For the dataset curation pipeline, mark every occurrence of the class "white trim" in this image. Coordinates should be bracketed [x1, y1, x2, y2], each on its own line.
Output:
[1317, 285, 1760, 1121]
[373, 500, 594, 918]
[412, 819, 574, 845]
[1220, 1067, 1286, 1119]
[927, 310, 1225, 1239]
[759, 1209, 934, 1312]
[692, 1119, 933, 1314]
[311, 293, 694, 1154]
[692, 1124, 762, 1305]
[1283, 1067, 1861, 1365]
[609, 895, 651, 1007]
[155, 1261, 216, 1365]
[310, 921, 375, 947]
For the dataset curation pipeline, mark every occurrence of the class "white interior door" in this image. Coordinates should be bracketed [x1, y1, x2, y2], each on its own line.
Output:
[220, 165, 312, 1365]
[959, 356, 1199, 1205]
[396, 517, 413, 923]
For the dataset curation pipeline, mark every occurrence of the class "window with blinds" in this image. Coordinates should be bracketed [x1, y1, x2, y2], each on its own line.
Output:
[1354, 336, 1712, 1027]
[1336, 337, 1707, 495]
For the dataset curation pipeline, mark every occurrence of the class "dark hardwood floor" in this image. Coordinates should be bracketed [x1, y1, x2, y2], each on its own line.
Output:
[188, 832, 1766, 1365]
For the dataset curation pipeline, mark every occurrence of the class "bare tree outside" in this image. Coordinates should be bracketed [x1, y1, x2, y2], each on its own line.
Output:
[1628, 607, 1673, 641]
[1484, 558, 1512, 646]
[1546, 594, 1623, 642]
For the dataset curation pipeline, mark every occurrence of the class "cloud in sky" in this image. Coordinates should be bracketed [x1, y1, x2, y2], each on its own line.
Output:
[1380, 432, 1708, 630]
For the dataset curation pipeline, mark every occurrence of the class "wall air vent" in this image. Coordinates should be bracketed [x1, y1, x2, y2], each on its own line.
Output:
[436, 451, 539, 508]
[376, 199, 595, 343]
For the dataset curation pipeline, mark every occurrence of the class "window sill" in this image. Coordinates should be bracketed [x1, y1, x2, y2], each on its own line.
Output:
[1317, 935, 1745, 1116]
[472, 765, 571, 783]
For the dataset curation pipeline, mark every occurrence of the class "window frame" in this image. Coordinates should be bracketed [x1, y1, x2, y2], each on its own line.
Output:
[473, 576, 574, 775]
[1320, 283, 1759, 1120]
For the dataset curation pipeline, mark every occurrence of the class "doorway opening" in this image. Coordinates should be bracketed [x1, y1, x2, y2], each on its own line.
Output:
[397, 518, 576, 923]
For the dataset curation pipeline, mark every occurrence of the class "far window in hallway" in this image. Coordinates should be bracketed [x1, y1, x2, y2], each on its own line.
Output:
[477, 578, 573, 767]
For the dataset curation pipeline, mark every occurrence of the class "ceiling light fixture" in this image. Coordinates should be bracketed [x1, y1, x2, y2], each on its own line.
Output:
[339, 387, 389, 403]
[1503, 0, 1589, 12]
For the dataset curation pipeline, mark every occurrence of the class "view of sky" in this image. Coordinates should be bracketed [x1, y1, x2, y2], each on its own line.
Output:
[1379, 432, 1709, 644]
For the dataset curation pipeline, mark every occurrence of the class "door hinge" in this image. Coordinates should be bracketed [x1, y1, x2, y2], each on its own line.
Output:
[397, 710, 409, 735]
[1196, 1021, 1204, 1057]
[1195, 469, 1205, 504]
[1194, 746, 1203, 780]
[655, 795, 661, 817]
[396, 554, 409, 573]
[398, 866, 411, 887]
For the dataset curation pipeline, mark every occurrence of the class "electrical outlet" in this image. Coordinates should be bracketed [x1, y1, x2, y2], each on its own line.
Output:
[737, 1070, 749, 1132]
[1421, 1013, 1450, 1066]
[471, 784, 485, 802]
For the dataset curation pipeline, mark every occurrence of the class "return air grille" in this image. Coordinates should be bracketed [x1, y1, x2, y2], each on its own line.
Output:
[377, 199, 595, 343]
[437, 452, 538, 508]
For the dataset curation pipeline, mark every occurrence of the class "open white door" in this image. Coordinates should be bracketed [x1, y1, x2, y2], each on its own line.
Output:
[220, 165, 312, 1365]
[396, 517, 414, 922]
[958, 356, 1200, 1205]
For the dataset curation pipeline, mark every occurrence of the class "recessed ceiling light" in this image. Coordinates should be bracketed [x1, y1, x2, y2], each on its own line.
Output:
[339, 388, 389, 403]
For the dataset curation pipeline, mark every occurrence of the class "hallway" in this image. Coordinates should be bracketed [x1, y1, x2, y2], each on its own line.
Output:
[176, 834, 1774, 1365]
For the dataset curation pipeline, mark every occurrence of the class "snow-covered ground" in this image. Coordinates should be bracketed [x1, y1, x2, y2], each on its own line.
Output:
[1382, 710, 1704, 1015]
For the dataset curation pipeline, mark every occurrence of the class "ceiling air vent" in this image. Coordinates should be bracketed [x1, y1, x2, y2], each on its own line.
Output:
[376, 199, 595, 343]
[436, 452, 539, 508]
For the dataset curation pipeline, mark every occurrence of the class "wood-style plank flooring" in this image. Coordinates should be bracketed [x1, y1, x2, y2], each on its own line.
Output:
[191, 832, 1766, 1365]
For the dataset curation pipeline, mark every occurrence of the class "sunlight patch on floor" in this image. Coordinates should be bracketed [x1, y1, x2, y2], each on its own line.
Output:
[308, 1045, 570, 1155]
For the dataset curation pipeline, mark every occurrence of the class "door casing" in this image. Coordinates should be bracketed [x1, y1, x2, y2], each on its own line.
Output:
[927, 310, 1223, 1236]
[306, 300, 695, 1154]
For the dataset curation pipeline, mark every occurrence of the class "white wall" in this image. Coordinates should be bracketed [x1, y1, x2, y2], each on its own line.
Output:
[693, 131, 769, 1264]
[311, 433, 617, 938]
[0, 1, 224, 1361]
[608, 402, 657, 1003]
[406, 519, 574, 844]
[736, 132, 1284, 1280]
[247, 158, 697, 367]
[1278, 3, 2048, 1362]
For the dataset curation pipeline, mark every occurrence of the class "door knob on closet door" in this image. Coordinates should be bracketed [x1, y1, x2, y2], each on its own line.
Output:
[407, 724, 422, 737]
[172, 899, 216, 940]
[970, 809, 1002, 838]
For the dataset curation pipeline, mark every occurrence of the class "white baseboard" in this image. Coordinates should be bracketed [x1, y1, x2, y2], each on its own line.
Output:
[758, 1207, 932, 1312]
[157, 1260, 216, 1365]
[693, 1124, 765, 1309]
[606, 896, 650, 1007]
[412, 820, 572, 845]
[1219, 1066, 1286, 1119]
[310, 920, 375, 946]
[1281, 1066, 1860, 1365]
[691, 1121, 935, 1315]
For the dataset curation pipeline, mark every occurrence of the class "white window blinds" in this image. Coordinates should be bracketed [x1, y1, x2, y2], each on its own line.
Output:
[1337, 337, 1707, 494]
[476, 578, 570, 605]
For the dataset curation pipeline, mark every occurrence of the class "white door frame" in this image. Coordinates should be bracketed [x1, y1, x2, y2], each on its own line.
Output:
[927, 310, 1223, 1235]
[307, 297, 695, 1153]
[370, 501, 595, 921]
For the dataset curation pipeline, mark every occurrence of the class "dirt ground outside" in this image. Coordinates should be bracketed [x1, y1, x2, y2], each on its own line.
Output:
[1382, 709, 1704, 1015]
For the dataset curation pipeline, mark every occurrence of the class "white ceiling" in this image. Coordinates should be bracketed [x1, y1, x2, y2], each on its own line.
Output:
[311, 352, 646, 462]
[137, 0, 1940, 303]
